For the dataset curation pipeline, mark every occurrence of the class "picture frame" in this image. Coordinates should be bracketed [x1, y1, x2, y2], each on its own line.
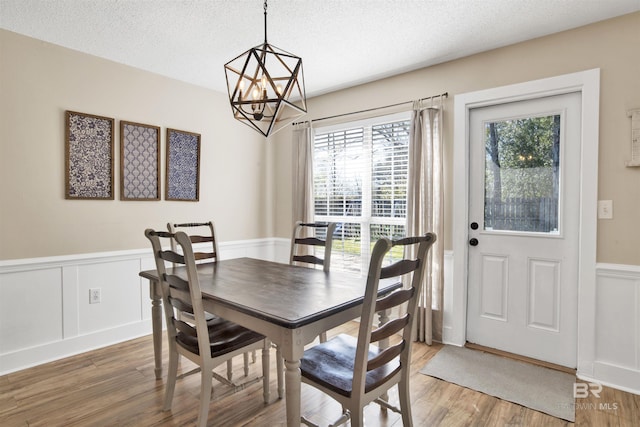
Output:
[65, 110, 115, 200]
[120, 120, 161, 201]
[165, 128, 201, 201]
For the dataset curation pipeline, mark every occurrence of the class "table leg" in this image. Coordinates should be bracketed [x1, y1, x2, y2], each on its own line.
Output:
[284, 358, 302, 427]
[150, 279, 163, 380]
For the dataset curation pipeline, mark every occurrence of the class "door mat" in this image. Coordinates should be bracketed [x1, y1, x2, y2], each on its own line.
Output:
[419, 345, 576, 422]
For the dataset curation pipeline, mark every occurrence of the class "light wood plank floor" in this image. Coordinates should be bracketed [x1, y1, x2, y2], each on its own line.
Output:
[1, 321, 638, 426]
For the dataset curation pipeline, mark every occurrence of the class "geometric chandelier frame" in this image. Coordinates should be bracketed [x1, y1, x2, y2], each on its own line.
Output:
[224, 1, 307, 137]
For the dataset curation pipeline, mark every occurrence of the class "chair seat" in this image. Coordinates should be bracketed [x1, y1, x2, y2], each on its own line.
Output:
[300, 333, 400, 397]
[176, 317, 264, 357]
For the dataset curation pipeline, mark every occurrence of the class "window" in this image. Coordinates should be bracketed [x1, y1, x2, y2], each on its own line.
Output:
[313, 112, 411, 273]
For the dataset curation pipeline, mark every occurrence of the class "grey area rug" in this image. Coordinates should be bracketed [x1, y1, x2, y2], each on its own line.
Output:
[419, 345, 576, 422]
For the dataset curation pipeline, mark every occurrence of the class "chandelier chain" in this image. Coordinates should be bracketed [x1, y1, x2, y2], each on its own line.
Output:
[263, 0, 268, 43]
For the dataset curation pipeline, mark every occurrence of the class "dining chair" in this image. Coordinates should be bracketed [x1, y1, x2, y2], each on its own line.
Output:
[299, 233, 436, 427]
[145, 229, 273, 427]
[289, 221, 337, 273]
[168, 221, 252, 379]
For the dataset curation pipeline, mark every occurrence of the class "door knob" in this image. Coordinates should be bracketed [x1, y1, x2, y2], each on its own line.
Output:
[469, 238, 479, 246]
[470, 222, 479, 230]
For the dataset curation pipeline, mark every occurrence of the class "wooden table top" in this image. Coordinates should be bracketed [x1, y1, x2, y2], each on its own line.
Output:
[140, 257, 401, 329]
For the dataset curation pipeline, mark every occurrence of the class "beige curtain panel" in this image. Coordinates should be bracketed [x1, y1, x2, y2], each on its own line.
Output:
[407, 101, 445, 345]
[292, 123, 315, 224]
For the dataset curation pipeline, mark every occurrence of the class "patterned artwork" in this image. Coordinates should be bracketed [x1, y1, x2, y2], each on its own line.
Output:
[120, 121, 160, 200]
[166, 128, 200, 201]
[65, 111, 114, 199]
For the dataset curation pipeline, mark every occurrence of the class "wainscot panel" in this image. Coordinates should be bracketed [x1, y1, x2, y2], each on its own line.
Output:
[580, 263, 640, 395]
[0, 238, 285, 375]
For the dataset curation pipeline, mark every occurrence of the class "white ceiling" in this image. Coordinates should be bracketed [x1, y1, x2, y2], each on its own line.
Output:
[1, 0, 639, 97]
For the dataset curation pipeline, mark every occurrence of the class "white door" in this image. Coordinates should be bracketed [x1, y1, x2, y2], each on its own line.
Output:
[466, 92, 581, 368]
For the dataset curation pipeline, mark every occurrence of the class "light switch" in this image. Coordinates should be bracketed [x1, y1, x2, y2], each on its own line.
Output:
[598, 200, 613, 219]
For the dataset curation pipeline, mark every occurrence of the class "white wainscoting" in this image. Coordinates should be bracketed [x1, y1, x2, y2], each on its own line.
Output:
[0, 238, 290, 375]
[579, 263, 640, 394]
[2, 244, 638, 396]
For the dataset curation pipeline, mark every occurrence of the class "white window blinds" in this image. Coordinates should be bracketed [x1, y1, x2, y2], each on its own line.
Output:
[313, 112, 411, 273]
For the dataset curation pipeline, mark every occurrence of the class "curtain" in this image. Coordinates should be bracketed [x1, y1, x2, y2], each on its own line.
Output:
[292, 122, 315, 224]
[407, 100, 444, 345]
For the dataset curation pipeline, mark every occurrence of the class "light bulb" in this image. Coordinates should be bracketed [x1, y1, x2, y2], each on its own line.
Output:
[238, 80, 244, 100]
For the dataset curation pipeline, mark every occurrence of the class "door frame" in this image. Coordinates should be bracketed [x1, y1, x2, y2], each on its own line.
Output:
[450, 69, 600, 374]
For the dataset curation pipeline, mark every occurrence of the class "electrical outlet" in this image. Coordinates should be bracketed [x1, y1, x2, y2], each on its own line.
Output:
[597, 200, 613, 219]
[89, 288, 101, 304]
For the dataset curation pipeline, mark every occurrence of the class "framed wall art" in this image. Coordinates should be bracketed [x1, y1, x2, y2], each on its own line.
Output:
[65, 110, 115, 200]
[165, 128, 201, 201]
[120, 121, 161, 200]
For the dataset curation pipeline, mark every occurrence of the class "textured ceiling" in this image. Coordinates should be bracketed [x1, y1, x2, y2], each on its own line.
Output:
[1, 0, 639, 97]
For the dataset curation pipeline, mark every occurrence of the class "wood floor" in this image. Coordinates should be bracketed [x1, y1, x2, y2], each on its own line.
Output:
[1, 321, 638, 426]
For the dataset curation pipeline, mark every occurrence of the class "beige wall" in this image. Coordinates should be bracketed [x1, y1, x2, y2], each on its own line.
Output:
[2, 12, 639, 265]
[272, 12, 640, 266]
[0, 29, 270, 260]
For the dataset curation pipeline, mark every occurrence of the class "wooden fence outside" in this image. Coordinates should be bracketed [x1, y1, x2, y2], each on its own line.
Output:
[484, 197, 558, 232]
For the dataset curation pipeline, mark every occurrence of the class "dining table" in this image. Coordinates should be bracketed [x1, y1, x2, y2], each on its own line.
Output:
[139, 257, 401, 427]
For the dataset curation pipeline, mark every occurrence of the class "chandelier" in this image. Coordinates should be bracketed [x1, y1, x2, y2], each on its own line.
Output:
[224, 0, 307, 137]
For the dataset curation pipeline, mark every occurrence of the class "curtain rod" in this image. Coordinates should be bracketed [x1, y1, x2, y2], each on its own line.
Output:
[292, 92, 448, 126]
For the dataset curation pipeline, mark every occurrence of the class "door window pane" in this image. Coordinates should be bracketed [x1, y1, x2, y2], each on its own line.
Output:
[484, 115, 560, 233]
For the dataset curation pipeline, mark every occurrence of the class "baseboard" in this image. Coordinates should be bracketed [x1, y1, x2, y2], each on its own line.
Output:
[577, 364, 640, 396]
[1, 320, 152, 375]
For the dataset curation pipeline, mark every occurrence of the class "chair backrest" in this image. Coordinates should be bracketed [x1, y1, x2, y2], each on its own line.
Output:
[289, 221, 336, 272]
[353, 233, 436, 396]
[167, 221, 219, 262]
[145, 229, 210, 356]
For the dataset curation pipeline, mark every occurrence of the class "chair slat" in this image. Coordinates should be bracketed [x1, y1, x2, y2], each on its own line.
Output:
[164, 274, 190, 292]
[299, 222, 331, 228]
[173, 222, 211, 228]
[380, 259, 419, 279]
[292, 254, 324, 266]
[374, 287, 413, 312]
[367, 341, 405, 371]
[193, 252, 216, 260]
[294, 237, 326, 247]
[370, 315, 409, 343]
[159, 250, 185, 265]
[189, 235, 214, 244]
[169, 295, 193, 314]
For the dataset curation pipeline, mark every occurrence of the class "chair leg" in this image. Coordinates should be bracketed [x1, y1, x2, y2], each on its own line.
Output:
[261, 340, 271, 403]
[276, 345, 284, 399]
[243, 352, 250, 377]
[347, 408, 363, 427]
[197, 366, 214, 427]
[398, 378, 413, 427]
[164, 351, 179, 411]
[226, 359, 233, 381]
